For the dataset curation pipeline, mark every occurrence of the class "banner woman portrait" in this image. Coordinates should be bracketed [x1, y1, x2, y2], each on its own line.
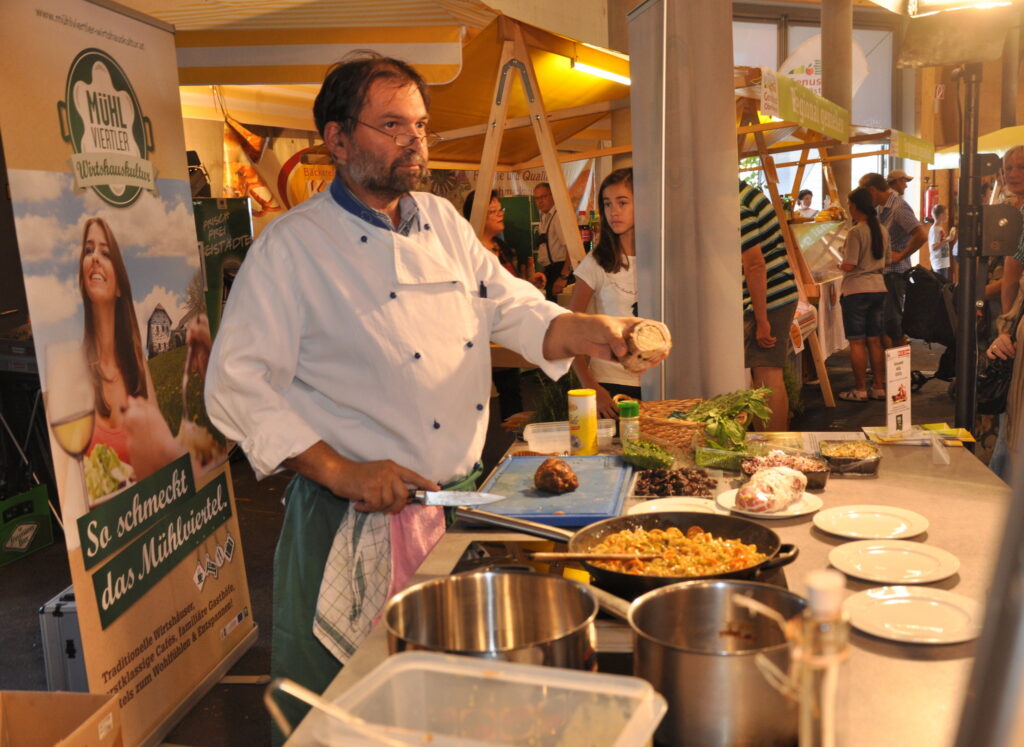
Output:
[78, 216, 187, 502]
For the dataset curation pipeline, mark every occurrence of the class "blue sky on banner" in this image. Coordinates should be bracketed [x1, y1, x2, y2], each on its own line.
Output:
[10, 171, 198, 380]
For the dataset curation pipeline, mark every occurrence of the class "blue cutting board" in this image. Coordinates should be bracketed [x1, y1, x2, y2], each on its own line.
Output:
[478, 455, 633, 527]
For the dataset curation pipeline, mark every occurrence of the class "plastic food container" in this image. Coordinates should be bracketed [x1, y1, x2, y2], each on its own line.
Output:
[817, 440, 881, 476]
[694, 447, 747, 472]
[523, 420, 615, 455]
[314, 651, 668, 746]
[740, 449, 831, 490]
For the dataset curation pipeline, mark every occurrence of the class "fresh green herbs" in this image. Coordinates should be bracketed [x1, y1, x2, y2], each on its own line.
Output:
[622, 439, 675, 469]
[669, 388, 772, 451]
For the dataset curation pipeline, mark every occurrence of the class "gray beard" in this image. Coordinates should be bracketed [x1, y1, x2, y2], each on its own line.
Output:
[345, 148, 429, 200]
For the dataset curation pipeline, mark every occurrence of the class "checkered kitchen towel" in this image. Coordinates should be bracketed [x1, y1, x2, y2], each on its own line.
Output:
[312, 508, 391, 665]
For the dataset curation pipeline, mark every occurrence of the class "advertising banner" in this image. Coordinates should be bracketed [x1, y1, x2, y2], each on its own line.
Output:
[890, 129, 935, 164]
[0, 1, 254, 743]
[760, 67, 850, 143]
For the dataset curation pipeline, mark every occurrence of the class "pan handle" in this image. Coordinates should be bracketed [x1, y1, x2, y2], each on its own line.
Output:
[586, 585, 632, 622]
[454, 507, 575, 543]
[760, 543, 799, 571]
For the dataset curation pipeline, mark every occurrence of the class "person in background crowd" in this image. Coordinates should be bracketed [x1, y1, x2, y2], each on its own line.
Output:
[534, 181, 573, 300]
[999, 146, 1024, 320]
[837, 187, 891, 402]
[859, 172, 929, 348]
[738, 181, 799, 431]
[462, 189, 527, 420]
[886, 168, 913, 197]
[986, 145, 1024, 481]
[796, 189, 818, 219]
[929, 204, 955, 282]
[569, 168, 640, 418]
[205, 53, 666, 742]
[463, 190, 518, 277]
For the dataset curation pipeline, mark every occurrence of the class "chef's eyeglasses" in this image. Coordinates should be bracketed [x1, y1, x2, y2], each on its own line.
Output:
[350, 119, 444, 148]
[488, 207, 506, 215]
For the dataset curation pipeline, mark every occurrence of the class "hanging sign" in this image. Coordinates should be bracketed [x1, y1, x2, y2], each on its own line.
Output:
[760, 67, 850, 143]
[890, 129, 935, 164]
[0, 1, 254, 743]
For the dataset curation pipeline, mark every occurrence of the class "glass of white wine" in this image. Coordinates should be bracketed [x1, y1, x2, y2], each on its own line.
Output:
[46, 341, 96, 506]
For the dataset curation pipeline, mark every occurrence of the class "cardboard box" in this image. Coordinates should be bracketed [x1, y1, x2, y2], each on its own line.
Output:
[0, 485, 54, 568]
[0, 691, 122, 746]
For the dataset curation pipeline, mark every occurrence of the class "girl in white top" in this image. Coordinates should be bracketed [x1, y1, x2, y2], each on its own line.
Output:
[569, 168, 639, 418]
[928, 203, 954, 282]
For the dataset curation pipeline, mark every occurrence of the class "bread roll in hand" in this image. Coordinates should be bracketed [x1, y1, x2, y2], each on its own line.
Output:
[618, 319, 672, 373]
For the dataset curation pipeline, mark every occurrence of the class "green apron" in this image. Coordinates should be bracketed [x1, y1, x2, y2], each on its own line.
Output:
[270, 464, 481, 744]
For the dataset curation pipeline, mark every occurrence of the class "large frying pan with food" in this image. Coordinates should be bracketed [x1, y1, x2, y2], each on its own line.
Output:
[455, 508, 798, 600]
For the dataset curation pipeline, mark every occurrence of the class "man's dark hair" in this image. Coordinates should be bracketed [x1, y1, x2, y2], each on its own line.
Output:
[535, 182, 551, 192]
[313, 52, 430, 139]
[859, 172, 889, 192]
[798, 189, 812, 200]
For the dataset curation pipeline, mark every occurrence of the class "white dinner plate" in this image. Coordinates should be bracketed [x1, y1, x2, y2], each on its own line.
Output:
[813, 504, 929, 539]
[627, 497, 724, 515]
[829, 540, 959, 584]
[715, 488, 823, 519]
[844, 586, 982, 644]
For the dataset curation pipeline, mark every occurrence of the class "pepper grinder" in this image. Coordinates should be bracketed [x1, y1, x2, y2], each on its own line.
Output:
[799, 569, 850, 747]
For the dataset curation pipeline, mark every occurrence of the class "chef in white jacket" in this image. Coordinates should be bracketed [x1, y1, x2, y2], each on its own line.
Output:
[205, 53, 666, 739]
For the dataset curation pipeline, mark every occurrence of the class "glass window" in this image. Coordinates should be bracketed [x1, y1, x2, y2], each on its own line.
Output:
[733, 21, 778, 68]
[786, 25, 893, 129]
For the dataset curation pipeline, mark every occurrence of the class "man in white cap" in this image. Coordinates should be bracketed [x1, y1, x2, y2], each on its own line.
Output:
[886, 169, 913, 197]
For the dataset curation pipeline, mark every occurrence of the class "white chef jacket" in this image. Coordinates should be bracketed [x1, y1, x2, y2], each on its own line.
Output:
[205, 188, 572, 485]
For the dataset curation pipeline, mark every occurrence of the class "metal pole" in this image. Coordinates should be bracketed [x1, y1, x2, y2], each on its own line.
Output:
[954, 63, 983, 431]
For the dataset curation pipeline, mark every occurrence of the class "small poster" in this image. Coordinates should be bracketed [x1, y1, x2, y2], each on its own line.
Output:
[885, 345, 912, 434]
[193, 197, 253, 339]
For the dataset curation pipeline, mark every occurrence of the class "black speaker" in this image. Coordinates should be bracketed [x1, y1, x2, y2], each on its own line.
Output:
[187, 150, 211, 198]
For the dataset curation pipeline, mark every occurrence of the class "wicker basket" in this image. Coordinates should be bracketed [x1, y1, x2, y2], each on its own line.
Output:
[615, 397, 707, 453]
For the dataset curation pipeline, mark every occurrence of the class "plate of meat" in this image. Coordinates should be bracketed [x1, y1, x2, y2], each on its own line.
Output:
[715, 467, 822, 519]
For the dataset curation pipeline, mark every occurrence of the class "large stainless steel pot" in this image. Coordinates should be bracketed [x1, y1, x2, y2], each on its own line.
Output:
[625, 580, 806, 747]
[384, 570, 599, 670]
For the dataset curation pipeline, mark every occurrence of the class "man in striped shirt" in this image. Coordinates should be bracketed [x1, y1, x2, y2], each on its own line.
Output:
[860, 172, 928, 347]
[739, 181, 799, 430]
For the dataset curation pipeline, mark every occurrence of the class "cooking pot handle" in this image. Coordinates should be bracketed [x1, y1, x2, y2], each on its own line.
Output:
[454, 507, 575, 542]
[760, 543, 799, 571]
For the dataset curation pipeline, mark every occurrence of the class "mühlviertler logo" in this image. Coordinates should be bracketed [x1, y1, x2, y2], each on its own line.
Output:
[57, 48, 156, 207]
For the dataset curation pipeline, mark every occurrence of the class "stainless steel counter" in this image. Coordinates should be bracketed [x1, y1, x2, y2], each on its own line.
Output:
[287, 442, 1010, 746]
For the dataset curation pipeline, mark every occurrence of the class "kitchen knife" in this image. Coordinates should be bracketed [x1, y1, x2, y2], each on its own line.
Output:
[410, 490, 506, 507]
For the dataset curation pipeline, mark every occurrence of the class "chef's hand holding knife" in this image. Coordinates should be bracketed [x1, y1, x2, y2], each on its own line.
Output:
[284, 441, 438, 514]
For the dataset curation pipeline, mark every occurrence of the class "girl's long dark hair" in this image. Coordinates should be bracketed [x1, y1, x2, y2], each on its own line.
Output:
[79, 217, 147, 417]
[848, 187, 885, 260]
[593, 168, 633, 273]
